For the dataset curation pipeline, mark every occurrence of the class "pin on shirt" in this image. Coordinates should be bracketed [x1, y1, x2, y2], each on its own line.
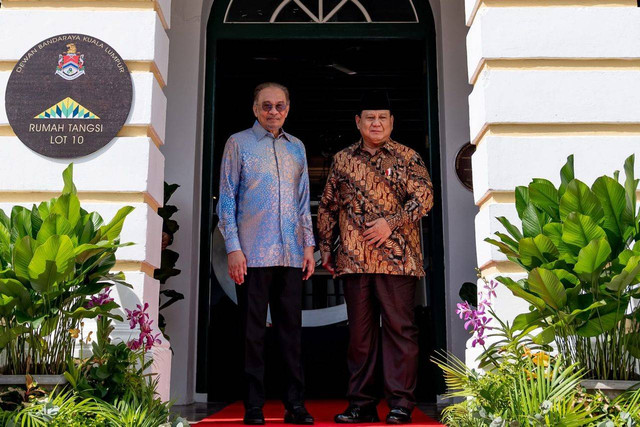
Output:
[385, 168, 392, 177]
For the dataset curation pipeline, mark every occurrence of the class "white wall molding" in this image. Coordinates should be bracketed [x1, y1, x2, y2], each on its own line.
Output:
[469, 69, 640, 142]
[467, 7, 640, 82]
[472, 135, 640, 205]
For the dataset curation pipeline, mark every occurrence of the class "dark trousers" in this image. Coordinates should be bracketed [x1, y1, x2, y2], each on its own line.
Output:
[236, 267, 305, 410]
[342, 274, 419, 411]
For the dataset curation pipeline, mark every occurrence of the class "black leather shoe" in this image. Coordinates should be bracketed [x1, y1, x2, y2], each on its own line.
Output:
[386, 407, 412, 425]
[334, 405, 380, 423]
[284, 405, 315, 425]
[243, 407, 265, 425]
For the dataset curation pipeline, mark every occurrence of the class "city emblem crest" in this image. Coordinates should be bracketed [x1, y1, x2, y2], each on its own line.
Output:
[55, 43, 85, 81]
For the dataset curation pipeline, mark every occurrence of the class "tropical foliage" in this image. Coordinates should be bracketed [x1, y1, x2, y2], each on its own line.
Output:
[0, 164, 134, 375]
[485, 155, 640, 380]
[154, 182, 184, 344]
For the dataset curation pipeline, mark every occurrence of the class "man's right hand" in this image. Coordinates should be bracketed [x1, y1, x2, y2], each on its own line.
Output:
[321, 252, 336, 277]
[228, 250, 247, 285]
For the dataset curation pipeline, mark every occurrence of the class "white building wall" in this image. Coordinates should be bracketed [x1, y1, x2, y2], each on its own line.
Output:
[465, 0, 640, 364]
[0, 0, 172, 401]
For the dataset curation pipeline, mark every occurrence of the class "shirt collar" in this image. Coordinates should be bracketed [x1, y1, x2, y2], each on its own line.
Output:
[252, 120, 291, 142]
[355, 138, 393, 155]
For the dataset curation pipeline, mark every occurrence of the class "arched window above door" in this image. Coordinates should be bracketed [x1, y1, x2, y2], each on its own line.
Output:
[224, 0, 419, 23]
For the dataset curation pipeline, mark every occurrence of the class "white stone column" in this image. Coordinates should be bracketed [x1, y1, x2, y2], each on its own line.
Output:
[465, 0, 640, 362]
[0, 0, 172, 401]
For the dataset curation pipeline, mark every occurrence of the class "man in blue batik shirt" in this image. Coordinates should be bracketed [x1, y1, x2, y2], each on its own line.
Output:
[217, 82, 315, 426]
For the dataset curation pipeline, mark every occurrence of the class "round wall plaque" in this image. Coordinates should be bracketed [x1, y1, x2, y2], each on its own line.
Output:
[455, 142, 475, 192]
[5, 34, 132, 158]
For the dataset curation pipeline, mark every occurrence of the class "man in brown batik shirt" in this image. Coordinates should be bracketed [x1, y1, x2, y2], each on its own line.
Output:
[318, 90, 433, 425]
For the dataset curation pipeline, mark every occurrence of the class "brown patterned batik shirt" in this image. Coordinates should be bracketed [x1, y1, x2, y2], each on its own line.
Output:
[317, 139, 434, 277]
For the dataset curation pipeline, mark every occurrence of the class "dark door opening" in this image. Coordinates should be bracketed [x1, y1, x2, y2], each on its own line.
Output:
[201, 38, 445, 403]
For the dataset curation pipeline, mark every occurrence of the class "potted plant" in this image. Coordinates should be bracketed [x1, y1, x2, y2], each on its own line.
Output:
[0, 164, 133, 385]
[485, 155, 640, 393]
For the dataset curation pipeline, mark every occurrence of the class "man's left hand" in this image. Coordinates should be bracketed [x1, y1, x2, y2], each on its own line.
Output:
[302, 246, 315, 280]
[364, 218, 392, 247]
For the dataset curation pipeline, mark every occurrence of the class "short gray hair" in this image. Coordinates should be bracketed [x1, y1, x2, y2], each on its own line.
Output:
[253, 82, 290, 104]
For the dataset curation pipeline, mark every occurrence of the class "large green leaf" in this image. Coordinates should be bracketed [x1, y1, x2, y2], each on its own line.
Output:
[592, 175, 628, 246]
[0, 209, 9, 229]
[0, 278, 30, 308]
[36, 214, 74, 245]
[62, 163, 77, 195]
[552, 269, 580, 289]
[496, 275, 546, 311]
[623, 154, 638, 232]
[574, 237, 612, 282]
[558, 155, 575, 198]
[30, 205, 43, 239]
[74, 241, 115, 263]
[11, 206, 33, 244]
[40, 315, 60, 337]
[0, 222, 10, 267]
[562, 212, 606, 249]
[512, 311, 545, 332]
[13, 236, 38, 281]
[532, 326, 556, 345]
[560, 179, 604, 222]
[28, 235, 75, 292]
[543, 222, 578, 263]
[94, 206, 134, 243]
[497, 216, 523, 242]
[486, 237, 519, 259]
[529, 178, 560, 221]
[576, 302, 627, 337]
[527, 268, 567, 310]
[37, 199, 55, 221]
[0, 325, 28, 350]
[519, 235, 559, 269]
[515, 186, 530, 218]
[51, 193, 81, 228]
[605, 255, 640, 293]
[522, 203, 547, 238]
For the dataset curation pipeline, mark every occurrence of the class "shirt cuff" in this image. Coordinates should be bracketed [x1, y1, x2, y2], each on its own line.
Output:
[385, 212, 403, 231]
[318, 240, 332, 256]
[224, 236, 242, 254]
[304, 234, 316, 249]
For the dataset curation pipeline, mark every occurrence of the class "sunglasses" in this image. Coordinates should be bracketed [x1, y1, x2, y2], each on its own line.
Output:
[260, 102, 288, 112]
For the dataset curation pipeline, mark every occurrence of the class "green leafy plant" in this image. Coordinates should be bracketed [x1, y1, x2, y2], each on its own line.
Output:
[433, 325, 599, 426]
[0, 164, 134, 375]
[485, 154, 640, 380]
[3, 388, 111, 427]
[154, 182, 184, 344]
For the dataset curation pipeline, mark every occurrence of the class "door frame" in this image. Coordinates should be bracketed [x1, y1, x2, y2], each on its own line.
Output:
[196, 0, 446, 394]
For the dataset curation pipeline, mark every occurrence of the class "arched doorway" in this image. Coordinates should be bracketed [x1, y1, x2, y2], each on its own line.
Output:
[197, 0, 446, 402]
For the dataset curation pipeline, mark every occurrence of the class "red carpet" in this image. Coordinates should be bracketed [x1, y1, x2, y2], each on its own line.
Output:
[194, 400, 443, 426]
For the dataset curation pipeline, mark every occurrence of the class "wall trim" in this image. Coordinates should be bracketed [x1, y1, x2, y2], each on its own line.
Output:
[473, 123, 640, 146]
[0, 124, 163, 148]
[476, 189, 640, 209]
[114, 260, 157, 277]
[479, 260, 525, 276]
[0, 191, 160, 212]
[471, 58, 640, 85]
[466, 0, 635, 27]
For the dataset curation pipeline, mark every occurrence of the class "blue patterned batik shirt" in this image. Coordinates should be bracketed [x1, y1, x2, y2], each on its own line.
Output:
[217, 121, 315, 268]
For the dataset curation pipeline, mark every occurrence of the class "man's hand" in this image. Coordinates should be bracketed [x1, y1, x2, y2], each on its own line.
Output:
[302, 246, 315, 280]
[321, 252, 336, 277]
[364, 218, 392, 247]
[228, 250, 247, 285]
